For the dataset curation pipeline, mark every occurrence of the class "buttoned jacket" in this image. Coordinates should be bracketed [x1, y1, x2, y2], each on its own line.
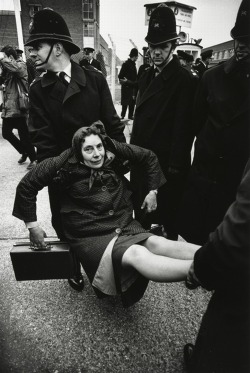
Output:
[29, 61, 125, 161]
[131, 55, 195, 172]
[13, 139, 166, 245]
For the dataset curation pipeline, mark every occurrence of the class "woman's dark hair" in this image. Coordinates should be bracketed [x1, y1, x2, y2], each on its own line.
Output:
[72, 121, 106, 161]
[1, 45, 17, 60]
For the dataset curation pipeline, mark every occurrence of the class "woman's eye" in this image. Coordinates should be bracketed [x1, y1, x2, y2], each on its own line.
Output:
[84, 147, 93, 153]
[97, 144, 103, 150]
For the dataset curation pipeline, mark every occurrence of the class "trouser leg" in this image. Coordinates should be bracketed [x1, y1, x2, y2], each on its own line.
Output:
[128, 102, 135, 118]
[47, 184, 81, 277]
[2, 117, 25, 154]
[17, 118, 37, 161]
[121, 105, 127, 118]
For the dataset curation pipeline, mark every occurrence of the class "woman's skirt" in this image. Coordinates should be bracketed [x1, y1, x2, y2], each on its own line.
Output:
[70, 231, 153, 307]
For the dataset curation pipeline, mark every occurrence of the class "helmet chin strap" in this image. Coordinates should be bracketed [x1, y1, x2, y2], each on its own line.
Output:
[35, 43, 54, 68]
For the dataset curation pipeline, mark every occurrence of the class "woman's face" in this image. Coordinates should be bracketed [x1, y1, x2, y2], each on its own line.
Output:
[81, 134, 105, 169]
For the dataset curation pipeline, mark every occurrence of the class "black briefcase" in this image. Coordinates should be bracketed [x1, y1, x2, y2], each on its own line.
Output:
[10, 241, 75, 281]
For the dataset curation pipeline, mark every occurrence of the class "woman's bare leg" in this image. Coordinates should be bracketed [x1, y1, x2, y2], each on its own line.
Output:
[143, 236, 200, 260]
[122, 244, 192, 282]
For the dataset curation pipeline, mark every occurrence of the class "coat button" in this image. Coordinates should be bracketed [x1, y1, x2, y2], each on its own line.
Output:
[115, 228, 122, 234]
[102, 186, 107, 191]
[109, 210, 114, 215]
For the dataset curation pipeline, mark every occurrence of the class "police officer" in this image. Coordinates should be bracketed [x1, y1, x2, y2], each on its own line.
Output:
[194, 49, 213, 78]
[79, 47, 102, 72]
[118, 48, 138, 120]
[130, 5, 195, 240]
[24, 8, 125, 290]
[178, 0, 250, 246]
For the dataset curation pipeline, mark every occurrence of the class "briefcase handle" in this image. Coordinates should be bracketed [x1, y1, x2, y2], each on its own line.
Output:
[30, 243, 52, 251]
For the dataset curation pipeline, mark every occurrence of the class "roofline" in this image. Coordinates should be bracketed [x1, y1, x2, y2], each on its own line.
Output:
[144, 2, 196, 11]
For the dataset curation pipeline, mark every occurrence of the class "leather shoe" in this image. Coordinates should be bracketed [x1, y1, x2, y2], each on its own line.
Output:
[184, 343, 194, 372]
[18, 154, 28, 164]
[68, 274, 84, 292]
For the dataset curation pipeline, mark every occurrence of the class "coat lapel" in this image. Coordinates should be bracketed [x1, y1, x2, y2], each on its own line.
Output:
[64, 61, 86, 103]
[40, 61, 87, 104]
[136, 57, 179, 108]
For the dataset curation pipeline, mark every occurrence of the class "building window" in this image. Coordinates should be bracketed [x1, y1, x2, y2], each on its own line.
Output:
[29, 4, 42, 18]
[82, 0, 94, 20]
[84, 23, 94, 37]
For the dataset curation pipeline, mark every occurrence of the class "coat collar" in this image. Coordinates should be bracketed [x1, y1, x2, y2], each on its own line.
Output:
[136, 56, 180, 108]
[41, 60, 86, 88]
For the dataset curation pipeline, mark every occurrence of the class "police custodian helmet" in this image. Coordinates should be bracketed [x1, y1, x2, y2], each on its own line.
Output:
[25, 8, 80, 55]
[230, 0, 250, 40]
[145, 5, 179, 45]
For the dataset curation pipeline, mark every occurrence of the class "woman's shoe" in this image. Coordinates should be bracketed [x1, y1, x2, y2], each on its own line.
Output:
[18, 154, 28, 164]
[68, 274, 84, 291]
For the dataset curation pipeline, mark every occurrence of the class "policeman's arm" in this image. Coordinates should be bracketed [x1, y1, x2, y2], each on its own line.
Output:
[98, 75, 126, 142]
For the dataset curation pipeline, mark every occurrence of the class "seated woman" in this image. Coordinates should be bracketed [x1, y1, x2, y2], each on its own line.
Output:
[13, 122, 199, 307]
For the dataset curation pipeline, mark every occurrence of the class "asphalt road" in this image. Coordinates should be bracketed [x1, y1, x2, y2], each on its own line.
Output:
[0, 114, 210, 373]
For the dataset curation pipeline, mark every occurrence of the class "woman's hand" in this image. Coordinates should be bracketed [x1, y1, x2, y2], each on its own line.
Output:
[29, 226, 47, 249]
[141, 190, 157, 213]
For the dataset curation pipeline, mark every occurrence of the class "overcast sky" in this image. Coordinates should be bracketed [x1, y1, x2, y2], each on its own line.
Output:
[100, 0, 242, 60]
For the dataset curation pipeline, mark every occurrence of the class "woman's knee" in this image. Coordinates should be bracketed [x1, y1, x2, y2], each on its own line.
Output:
[146, 235, 166, 251]
[122, 244, 147, 267]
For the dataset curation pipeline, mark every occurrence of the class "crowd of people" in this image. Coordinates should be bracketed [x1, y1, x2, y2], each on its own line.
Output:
[0, 0, 249, 372]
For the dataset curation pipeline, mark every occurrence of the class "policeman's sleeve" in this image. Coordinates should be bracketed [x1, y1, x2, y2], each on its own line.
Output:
[193, 158, 250, 290]
[97, 74, 126, 143]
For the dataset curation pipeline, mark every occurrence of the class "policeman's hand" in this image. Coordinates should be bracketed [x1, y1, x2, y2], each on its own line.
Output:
[141, 191, 157, 213]
[119, 78, 128, 85]
[185, 261, 201, 290]
[29, 226, 47, 249]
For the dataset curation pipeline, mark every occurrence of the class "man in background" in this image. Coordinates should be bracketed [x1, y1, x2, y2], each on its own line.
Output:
[118, 48, 138, 120]
[194, 49, 213, 78]
[79, 47, 102, 72]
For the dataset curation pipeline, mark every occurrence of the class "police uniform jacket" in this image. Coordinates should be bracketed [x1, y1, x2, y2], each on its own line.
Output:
[29, 61, 125, 162]
[118, 58, 138, 106]
[189, 159, 250, 372]
[131, 55, 194, 173]
[178, 56, 250, 244]
[13, 138, 166, 280]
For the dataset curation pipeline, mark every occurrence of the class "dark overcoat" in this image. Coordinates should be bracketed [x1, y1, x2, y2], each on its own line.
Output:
[130, 56, 195, 228]
[29, 61, 125, 161]
[118, 59, 137, 106]
[190, 159, 250, 373]
[178, 56, 250, 245]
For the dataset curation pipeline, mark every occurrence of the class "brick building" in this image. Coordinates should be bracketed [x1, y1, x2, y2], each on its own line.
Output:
[0, 0, 111, 65]
[202, 40, 234, 66]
